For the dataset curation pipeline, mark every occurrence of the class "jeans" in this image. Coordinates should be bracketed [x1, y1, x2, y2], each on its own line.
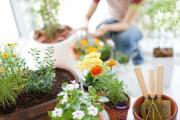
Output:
[97, 19, 144, 65]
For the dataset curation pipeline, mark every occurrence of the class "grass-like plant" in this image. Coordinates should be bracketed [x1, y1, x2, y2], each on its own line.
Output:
[26, 46, 55, 93]
[0, 43, 27, 107]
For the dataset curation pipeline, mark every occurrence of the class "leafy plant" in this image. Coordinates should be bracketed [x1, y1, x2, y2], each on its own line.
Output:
[26, 46, 55, 93]
[0, 43, 27, 107]
[26, 0, 60, 39]
[114, 51, 129, 64]
[96, 71, 128, 107]
[49, 82, 108, 120]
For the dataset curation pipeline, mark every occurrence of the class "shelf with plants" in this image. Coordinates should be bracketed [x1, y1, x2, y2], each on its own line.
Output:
[0, 43, 78, 120]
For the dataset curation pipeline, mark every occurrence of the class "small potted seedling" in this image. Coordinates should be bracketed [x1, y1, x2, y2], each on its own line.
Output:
[49, 82, 109, 120]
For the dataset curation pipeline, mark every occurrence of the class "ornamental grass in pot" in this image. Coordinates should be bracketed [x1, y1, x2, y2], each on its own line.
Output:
[0, 44, 78, 120]
[77, 52, 130, 120]
[49, 83, 109, 120]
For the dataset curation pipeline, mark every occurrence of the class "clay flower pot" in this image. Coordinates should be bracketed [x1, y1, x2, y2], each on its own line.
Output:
[133, 95, 178, 120]
[0, 67, 79, 120]
[104, 94, 130, 120]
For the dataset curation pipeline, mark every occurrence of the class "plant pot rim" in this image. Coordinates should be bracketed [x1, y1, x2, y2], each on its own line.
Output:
[133, 95, 178, 120]
[105, 93, 130, 110]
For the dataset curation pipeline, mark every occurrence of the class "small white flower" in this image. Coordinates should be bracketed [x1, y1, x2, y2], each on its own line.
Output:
[72, 110, 85, 120]
[87, 105, 99, 116]
[82, 69, 89, 76]
[58, 91, 67, 96]
[61, 93, 68, 104]
[74, 83, 79, 89]
[52, 108, 63, 117]
[99, 41, 104, 46]
[63, 84, 75, 91]
[107, 39, 115, 47]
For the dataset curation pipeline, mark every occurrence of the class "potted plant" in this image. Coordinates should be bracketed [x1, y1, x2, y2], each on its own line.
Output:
[73, 38, 113, 61]
[139, 0, 180, 88]
[22, 0, 77, 68]
[0, 44, 79, 120]
[77, 52, 130, 120]
[49, 82, 109, 120]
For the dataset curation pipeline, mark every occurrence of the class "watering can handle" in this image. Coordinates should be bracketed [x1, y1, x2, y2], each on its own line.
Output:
[135, 67, 148, 97]
[149, 69, 155, 98]
[157, 65, 164, 97]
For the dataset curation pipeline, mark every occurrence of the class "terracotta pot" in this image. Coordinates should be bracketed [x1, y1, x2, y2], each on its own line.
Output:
[133, 95, 178, 120]
[0, 67, 78, 120]
[104, 94, 130, 120]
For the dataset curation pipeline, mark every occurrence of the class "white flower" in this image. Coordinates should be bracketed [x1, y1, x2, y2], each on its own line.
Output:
[52, 108, 63, 117]
[72, 110, 85, 120]
[63, 84, 75, 91]
[99, 41, 104, 46]
[87, 105, 99, 116]
[82, 69, 89, 76]
[74, 83, 79, 89]
[61, 93, 68, 104]
[107, 39, 115, 47]
[58, 91, 67, 96]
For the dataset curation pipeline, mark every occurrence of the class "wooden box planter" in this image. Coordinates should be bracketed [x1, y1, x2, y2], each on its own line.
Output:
[0, 67, 79, 120]
[133, 95, 178, 120]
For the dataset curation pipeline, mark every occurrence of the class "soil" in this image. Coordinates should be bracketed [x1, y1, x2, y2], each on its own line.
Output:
[34, 26, 72, 43]
[0, 68, 77, 115]
[153, 48, 173, 57]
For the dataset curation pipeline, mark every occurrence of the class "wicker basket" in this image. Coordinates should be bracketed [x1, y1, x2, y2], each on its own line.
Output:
[104, 94, 130, 120]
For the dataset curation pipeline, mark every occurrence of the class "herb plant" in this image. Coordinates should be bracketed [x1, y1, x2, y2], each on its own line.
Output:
[26, 46, 55, 93]
[49, 82, 108, 120]
[26, 0, 60, 39]
[0, 43, 27, 107]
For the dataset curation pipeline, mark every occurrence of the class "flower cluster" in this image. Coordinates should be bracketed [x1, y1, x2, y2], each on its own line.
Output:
[49, 81, 108, 120]
[73, 38, 113, 61]
[77, 52, 117, 89]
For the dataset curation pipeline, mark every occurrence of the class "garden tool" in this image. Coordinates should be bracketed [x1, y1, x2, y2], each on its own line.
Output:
[134, 67, 150, 119]
[155, 65, 171, 120]
[147, 69, 163, 120]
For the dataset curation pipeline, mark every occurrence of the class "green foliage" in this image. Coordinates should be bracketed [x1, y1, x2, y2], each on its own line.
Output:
[100, 44, 112, 61]
[140, 0, 180, 31]
[49, 83, 107, 120]
[114, 51, 129, 64]
[0, 44, 27, 107]
[26, 0, 60, 38]
[26, 46, 55, 93]
[96, 71, 128, 107]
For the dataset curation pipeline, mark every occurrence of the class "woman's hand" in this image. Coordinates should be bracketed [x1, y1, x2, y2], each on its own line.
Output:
[95, 24, 110, 37]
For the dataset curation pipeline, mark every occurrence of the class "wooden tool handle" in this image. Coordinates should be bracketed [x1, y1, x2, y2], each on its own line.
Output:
[157, 65, 164, 97]
[134, 67, 148, 97]
[149, 69, 155, 98]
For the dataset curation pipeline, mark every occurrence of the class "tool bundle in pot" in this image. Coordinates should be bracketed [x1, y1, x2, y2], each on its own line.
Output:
[134, 65, 171, 120]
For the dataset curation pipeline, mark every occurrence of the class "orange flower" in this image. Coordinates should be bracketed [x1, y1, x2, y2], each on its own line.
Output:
[107, 59, 117, 67]
[80, 39, 88, 46]
[90, 65, 103, 76]
[87, 46, 97, 53]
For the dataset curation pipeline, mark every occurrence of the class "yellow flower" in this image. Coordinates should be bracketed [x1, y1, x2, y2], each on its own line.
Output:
[95, 39, 100, 45]
[87, 46, 97, 53]
[84, 52, 101, 59]
[80, 39, 88, 46]
[106, 59, 117, 67]
[0, 67, 5, 73]
[1, 52, 9, 59]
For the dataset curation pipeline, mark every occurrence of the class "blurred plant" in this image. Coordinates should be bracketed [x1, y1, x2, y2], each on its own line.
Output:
[26, 46, 55, 93]
[49, 82, 108, 120]
[114, 51, 129, 65]
[25, 0, 60, 39]
[0, 43, 27, 107]
[73, 38, 113, 61]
